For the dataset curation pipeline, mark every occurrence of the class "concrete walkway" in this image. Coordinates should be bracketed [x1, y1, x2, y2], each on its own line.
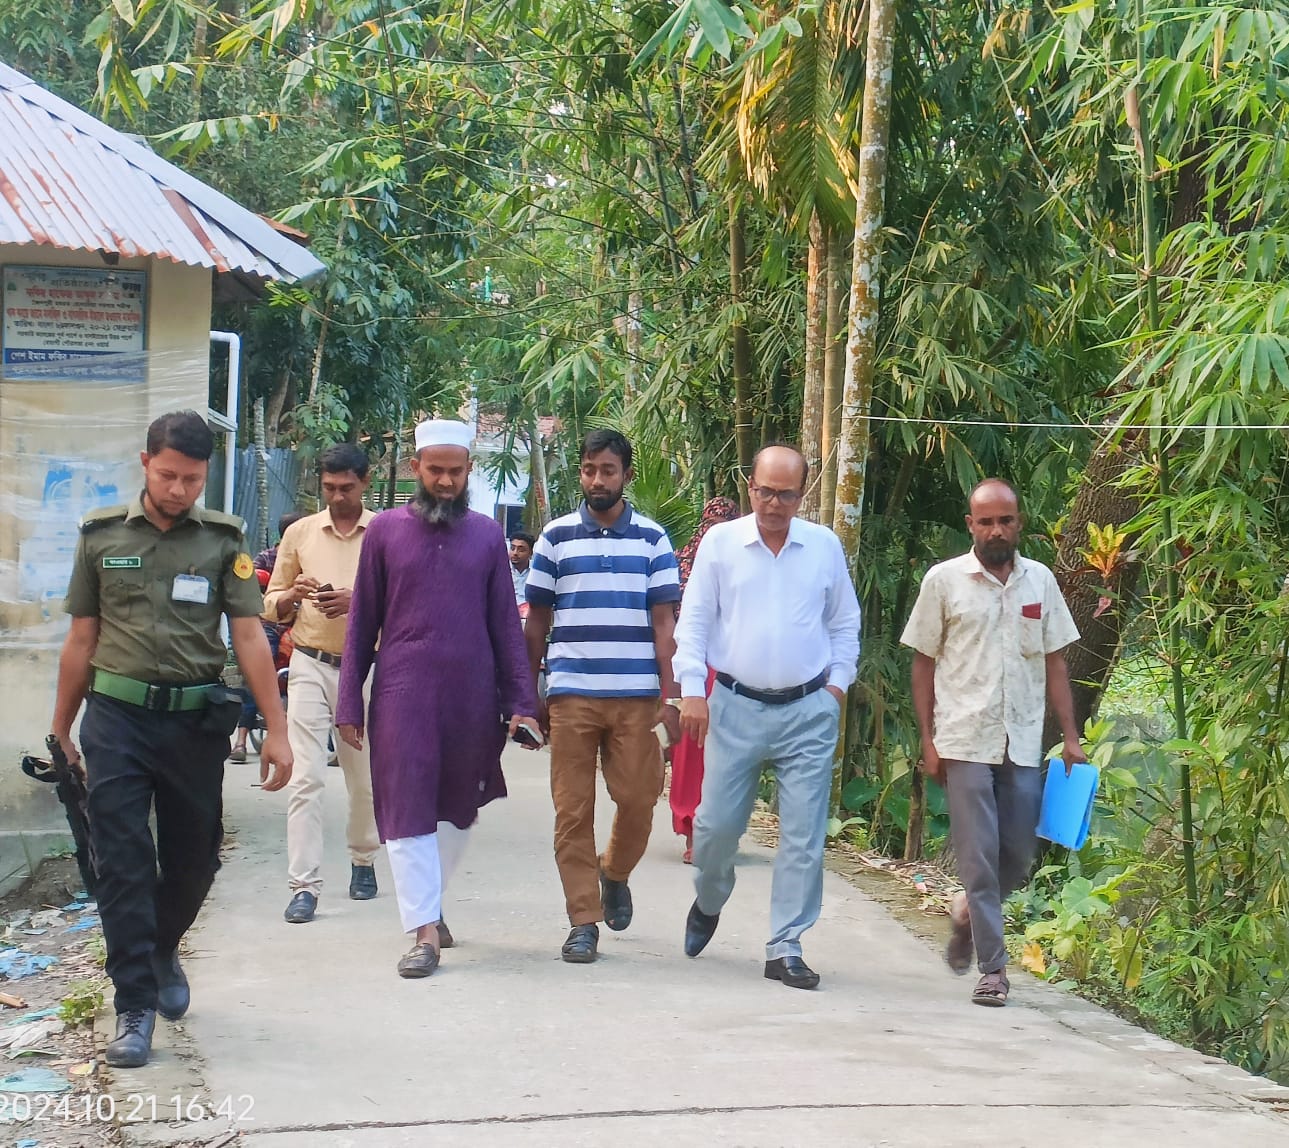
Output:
[105, 745, 1289, 1147]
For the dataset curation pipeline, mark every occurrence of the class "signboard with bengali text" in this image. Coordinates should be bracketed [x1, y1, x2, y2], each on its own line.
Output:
[2, 265, 147, 381]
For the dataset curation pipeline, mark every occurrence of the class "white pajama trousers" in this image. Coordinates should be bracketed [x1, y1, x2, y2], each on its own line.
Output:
[384, 823, 471, 933]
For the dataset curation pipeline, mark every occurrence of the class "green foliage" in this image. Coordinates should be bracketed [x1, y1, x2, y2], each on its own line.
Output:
[60, 978, 107, 1026]
[1015, 707, 1289, 1082]
[13, 0, 1289, 1085]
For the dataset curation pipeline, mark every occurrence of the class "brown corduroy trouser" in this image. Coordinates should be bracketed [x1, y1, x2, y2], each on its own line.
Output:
[548, 695, 664, 925]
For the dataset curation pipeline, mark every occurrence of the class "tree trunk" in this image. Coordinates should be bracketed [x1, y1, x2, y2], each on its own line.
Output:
[384, 424, 401, 510]
[265, 369, 290, 447]
[669, 64, 701, 218]
[252, 398, 269, 552]
[624, 272, 643, 407]
[826, 0, 897, 818]
[1042, 433, 1145, 751]
[800, 211, 827, 521]
[528, 415, 551, 529]
[730, 204, 756, 511]
[308, 304, 330, 403]
[820, 228, 847, 524]
[831, 0, 897, 557]
[905, 766, 925, 862]
[191, 13, 208, 110]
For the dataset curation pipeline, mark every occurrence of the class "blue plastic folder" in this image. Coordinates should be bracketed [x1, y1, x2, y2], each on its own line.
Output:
[1036, 760, 1100, 849]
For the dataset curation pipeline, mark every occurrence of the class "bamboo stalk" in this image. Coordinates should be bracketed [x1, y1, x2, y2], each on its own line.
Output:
[1132, 0, 1198, 923]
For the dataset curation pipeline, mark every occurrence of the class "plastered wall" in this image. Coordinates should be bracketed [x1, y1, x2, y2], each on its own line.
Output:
[0, 247, 212, 892]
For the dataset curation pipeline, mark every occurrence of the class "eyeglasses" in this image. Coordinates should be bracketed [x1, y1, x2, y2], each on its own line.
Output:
[749, 483, 802, 507]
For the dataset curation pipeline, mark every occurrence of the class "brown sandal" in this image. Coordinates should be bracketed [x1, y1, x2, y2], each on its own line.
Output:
[972, 971, 1009, 1007]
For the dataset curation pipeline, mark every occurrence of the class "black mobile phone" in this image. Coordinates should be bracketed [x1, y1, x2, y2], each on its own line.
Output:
[511, 723, 544, 748]
[313, 583, 334, 595]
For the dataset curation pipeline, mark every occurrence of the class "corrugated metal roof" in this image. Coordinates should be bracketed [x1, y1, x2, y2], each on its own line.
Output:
[0, 62, 325, 285]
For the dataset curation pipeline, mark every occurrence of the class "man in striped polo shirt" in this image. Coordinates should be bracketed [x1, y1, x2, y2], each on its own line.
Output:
[525, 429, 682, 963]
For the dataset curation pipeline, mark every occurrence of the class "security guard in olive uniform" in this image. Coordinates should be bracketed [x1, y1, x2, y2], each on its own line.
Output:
[51, 411, 292, 1069]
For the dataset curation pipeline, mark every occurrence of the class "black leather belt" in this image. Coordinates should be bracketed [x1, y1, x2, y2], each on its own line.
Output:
[295, 644, 342, 668]
[715, 671, 828, 706]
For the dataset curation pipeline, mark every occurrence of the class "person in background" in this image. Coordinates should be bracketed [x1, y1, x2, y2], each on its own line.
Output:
[254, 511, 307, 579]
[262, 446, 381, 923]
[668, 497, 740, 863]
[229, 511, 305, 764]
[901, 478, 1084, 1007]
[509, 531, 535, 611]
[338, 420, 541, 978]
[50, 410, 291, 1069]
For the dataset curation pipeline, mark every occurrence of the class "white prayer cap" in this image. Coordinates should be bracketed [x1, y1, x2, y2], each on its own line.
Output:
[414, 419, 473, 453]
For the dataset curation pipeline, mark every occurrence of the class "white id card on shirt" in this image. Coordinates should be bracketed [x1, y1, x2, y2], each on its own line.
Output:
[172, 574, 211, 604]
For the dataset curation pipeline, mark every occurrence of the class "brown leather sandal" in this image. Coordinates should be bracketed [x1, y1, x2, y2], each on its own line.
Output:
[972, 970, 1009, 1007]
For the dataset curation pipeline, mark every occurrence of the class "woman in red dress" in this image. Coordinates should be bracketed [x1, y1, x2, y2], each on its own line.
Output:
[669, 497, 740, 862]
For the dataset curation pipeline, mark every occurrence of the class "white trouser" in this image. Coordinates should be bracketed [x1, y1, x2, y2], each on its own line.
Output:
[285, 650, 380, 894]
[385, 823, 471, 933]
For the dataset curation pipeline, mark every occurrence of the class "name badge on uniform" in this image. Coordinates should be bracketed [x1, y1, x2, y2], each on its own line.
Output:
[172, 574, 211, 604]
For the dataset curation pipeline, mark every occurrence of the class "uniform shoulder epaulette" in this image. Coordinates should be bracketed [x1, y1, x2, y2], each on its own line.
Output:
[79, 505, 128, 532]
[202, 509, 248, 535]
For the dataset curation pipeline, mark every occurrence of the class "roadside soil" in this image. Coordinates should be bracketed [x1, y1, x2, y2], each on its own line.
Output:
[0, 855, 118, 1147]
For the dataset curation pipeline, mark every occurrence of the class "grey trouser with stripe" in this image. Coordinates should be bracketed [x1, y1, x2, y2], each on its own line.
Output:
[944, 759, 1044, 974]
[692, 683, 841, 960]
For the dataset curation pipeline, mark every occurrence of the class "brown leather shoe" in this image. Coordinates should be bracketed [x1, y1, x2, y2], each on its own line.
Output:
[437, 919, 454, 949]
[397, 943, 440, 979]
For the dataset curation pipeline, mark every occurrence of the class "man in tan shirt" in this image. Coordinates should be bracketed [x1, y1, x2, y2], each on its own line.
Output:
[901, 479, 1084, 1007]
[263, 444, 380, 923]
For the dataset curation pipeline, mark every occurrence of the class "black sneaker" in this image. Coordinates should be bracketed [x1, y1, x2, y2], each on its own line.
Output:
[349, 864, 378, 900]
[284, 890, 317, 923]
[151, 949, 190, 1020]
[599, 866, 633, 931]
[105, 1009, 156, 1068]
[561, 924, 599, 963]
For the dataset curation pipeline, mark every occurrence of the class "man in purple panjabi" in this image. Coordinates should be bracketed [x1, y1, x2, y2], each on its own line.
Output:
[337, 419, 542, 979]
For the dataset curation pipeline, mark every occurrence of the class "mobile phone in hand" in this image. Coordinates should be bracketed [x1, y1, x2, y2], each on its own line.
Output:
[314, 583, 334, 594]
[512, 724, 544, 748]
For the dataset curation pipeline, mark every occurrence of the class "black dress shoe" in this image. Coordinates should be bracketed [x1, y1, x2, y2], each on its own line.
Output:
[284, 891, 317, 923]
[349, 864, 378, 900]
[151, 949, 189, 1020]
[764, 955, 821, 989]
[561, 924, 599, 963]
[599, 867, 632, 931]
[105, 1009, 156, 1068]
[684, 900, 720, 957]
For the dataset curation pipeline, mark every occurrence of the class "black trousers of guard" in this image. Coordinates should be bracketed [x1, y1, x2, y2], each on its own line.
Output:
[81, 695, 226, 1013]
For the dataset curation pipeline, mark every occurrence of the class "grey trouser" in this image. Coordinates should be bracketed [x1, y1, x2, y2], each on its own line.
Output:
[944, 759, 1043, 974]
[692, 683, 840, 960]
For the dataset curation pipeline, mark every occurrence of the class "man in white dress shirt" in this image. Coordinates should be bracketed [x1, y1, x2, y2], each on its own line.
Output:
[674, 445, 861, 989]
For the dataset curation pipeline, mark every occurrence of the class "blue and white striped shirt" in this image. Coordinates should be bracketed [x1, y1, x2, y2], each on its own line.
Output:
[526, 503, 680, 697]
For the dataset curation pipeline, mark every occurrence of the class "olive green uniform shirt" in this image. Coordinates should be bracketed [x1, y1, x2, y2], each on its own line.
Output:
[64, 496, 265, 684]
